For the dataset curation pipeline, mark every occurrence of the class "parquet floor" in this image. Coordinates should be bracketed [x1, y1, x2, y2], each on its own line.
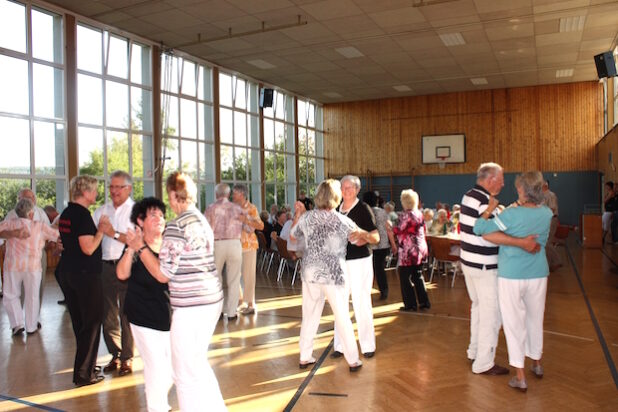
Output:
[1, 234, 617, 411]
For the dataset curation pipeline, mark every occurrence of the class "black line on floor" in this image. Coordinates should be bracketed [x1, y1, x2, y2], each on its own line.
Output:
[600, 247, 618, 269]
[283, 338, 334, 412]
[308, 392, 348, 397]
[0, 394, 64, 411]
[565, 242, 618, 389]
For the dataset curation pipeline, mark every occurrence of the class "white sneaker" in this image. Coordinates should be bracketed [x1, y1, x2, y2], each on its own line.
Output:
[239, 306, 255, 315]
[530, 364, 544, 378]
[508, 376, 527, 392]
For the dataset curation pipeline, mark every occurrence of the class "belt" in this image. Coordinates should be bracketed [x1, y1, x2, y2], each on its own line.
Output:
[103, 259, 119, 265]
[215, 238, 240, 241]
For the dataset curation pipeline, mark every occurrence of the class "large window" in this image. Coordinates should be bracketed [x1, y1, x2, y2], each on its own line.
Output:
[0, 0, 66, 217]
[161, 54, 215, 210]
[614, 47, 618, 127]
[298, 99, 324, 197]
[77, 23, 154, 207]
[219, 72, 261, 206]
[263, 89, 295, 208]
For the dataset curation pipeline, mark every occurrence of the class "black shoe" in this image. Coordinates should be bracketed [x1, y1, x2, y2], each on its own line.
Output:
[227, 315, 238, 321]
[363, 351, 375, 358]
[75, 375, 104, 387]
[419, 304, 430, 310]
[57, 299, 66, 305]
[349, 361, 363, 372]
[399, 306, 417, 312]
[379, 293, 388, 300]
[330, 350, 344, 359]
[103, 358, 119, 373]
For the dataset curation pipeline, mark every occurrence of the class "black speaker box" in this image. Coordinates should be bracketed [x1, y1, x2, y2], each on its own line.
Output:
[260, 88, 274, 108]
[594, 52, 617, 78]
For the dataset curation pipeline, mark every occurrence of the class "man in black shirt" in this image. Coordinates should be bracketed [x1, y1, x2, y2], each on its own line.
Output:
[332, 175, 380, 359]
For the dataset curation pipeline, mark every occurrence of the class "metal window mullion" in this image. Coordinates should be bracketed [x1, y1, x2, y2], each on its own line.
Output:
[27, 3, 35, 187]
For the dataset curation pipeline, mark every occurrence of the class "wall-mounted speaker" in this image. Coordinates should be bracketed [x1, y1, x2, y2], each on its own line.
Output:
[259, 88, 274, 108]
[594, 51, 617, 79]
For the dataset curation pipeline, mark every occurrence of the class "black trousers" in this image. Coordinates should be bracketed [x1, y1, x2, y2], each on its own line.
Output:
[398, 265, 430, 310]
[101, 261, 134, 360]
[372, 248, 390, 297]
[61, 270, 103, 383]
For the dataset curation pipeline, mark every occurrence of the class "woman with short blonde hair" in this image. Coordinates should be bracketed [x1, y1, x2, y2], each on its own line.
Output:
[70, 175, 98, 201]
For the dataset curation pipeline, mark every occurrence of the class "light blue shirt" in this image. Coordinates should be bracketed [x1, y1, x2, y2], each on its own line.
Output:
[473, 205, 553, 279]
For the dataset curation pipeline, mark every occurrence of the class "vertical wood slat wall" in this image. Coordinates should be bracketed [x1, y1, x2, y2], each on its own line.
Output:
[323, 82, 604, 177]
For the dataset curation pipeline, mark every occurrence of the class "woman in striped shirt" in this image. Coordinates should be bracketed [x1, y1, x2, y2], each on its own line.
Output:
[127, 171, 226, 411]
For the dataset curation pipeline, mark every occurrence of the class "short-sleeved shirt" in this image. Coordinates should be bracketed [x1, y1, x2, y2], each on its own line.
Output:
[371, 207, 390, 250]
[159, 206, 223, 308]
[123, 247, 171, 331]
[460, 184, 499, 270]
[338, 200, 377, 260]
[204, 198, 246, 240]
[58, 202, 102, 275]
[291, 209, 357, 285]
[0, 218, 59, 273]
[474, 205, 552, 279]
[239, 201, 261, 251]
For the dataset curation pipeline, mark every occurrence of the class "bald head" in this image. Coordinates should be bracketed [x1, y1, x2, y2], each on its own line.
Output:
[19, 189, 36, 205]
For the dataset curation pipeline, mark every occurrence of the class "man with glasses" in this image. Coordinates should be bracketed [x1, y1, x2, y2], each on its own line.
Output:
[93, 170, 135, 377]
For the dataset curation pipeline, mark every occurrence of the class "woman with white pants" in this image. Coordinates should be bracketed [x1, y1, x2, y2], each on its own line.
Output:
[474, 171, 552, 393]
[127, 172, 226, 411]
[291, 179, 368, 372]
[117, 197, 172, 412]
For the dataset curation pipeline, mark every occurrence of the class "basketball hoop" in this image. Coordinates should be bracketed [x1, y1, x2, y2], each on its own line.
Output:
[438, 156, 446, 169]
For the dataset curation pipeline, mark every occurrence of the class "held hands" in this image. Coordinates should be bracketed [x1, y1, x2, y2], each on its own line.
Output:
[98, 215, 114, 237]
[125, 227, 145, 251]
[487, 196, 499, 213]
[348, 230, 368, 246]
[521, 234, 541, 254]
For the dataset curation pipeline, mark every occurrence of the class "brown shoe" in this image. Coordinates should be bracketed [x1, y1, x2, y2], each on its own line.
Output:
[480, 364, 509, 375]
[118, 359, 133, 376]
[103, 358, 119, 373]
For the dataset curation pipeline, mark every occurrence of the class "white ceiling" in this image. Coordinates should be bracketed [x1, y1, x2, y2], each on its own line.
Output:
[47, 0, 618, 103]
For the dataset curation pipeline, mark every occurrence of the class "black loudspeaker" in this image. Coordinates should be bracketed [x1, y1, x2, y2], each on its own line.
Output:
[594, 52, 617, 78]
[259, 88, 274, 108]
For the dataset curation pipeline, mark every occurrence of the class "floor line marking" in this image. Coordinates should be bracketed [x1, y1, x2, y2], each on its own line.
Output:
[0, 394, 65, 412]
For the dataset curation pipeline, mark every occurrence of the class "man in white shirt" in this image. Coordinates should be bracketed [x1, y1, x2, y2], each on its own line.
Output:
[93, 170, 135, 377]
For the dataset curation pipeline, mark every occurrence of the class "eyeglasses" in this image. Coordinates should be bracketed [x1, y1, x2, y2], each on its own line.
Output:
[109, 185, 129, 190]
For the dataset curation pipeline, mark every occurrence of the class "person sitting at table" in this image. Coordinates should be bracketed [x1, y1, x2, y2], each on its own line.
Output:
[423, 208, 434, 230]
[429, 209, 452, 235]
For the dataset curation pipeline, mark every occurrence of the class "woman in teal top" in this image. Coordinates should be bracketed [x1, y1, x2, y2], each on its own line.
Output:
[474, 171, 552, 393]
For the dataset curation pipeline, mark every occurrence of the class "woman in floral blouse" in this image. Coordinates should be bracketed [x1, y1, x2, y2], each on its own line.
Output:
[393, 189, 430, 311]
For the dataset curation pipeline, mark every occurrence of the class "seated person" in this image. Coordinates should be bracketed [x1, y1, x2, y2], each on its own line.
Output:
[270, 210, 288, 250]
[428, 209, 452, 235]
[259, 210, 273, 246]
[423, 208, 434, 230]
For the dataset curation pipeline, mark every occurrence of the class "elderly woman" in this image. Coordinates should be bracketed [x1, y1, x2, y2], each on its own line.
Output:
[117, 197, 172, 412]
[0, 198, 59, 336]
[291, 179, 365, 372]
[127, 172, 226, 411]
[429, 208, 452, 235]
[393, 190, 430, 311]
[602, 181, 616, 242]
[57, 175, 111, 386]
[474, 171, 552, 393]
[362, 191, 397, 300]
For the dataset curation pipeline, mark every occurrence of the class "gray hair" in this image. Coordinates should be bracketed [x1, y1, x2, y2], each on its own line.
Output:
[18, 188, 36, 203]
[341, 175, 361, 190]
[215, 183, 231, 199]
[515, 171, 545, 205]
[71, 175, 98, 200]
[110, 170, 132, 186]
[232, 183, 248, 199]
[15, 198, 34, 218]
[477, 162, 503, 181]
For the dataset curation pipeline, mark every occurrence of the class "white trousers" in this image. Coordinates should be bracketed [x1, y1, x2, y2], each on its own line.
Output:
[240, 250, 257, 307]
[3, 270, 41, 332]
[498, 277, 548, 368]
[299, 281, 360, 366]
[462, 265, 502, 373]
[171, 302, 226, 412]
[215, 240, 243, 316]
[130, 323, 173, 412]
[603, 211, 612, 231]
[333, 255, 376, 354]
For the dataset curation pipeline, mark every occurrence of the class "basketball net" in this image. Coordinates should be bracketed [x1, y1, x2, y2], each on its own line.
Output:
[438, 157, 446, 169]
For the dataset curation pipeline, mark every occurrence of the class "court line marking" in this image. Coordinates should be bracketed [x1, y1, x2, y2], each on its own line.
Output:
[566, 243, 618, 389]
[0, 394, 65, 412]
[308, 392, 348, 397]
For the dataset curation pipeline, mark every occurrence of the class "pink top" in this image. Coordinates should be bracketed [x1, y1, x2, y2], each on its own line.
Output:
[0, 218, 59, 273]
[204, 198, 246, 240]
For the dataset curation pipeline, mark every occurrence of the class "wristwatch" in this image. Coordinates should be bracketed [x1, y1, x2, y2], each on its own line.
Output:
[113, 231, 120, 240]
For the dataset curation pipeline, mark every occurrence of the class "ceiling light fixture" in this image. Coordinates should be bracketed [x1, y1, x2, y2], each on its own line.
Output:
[559, 16, 585, 32]
[335, 47, 364, 59]
[555, 69, 574, 78]
[393, 85, 412, 92]
[246, 59, 276, 69]
[470, 77, 488, 85]
[439, 32, 465, 47]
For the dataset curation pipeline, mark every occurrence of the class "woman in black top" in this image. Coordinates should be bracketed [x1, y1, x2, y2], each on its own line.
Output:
[117, 197, 172, 412]
[57, 175, 111, 387]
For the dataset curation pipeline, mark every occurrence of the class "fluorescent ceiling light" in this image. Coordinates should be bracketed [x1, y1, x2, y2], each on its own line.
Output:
[323, 92, 343, 98]
[559, 16, 585, 33]
[470, 77, 488, 85]
[335, 46, 364, 58]
[555, 69, 573, 78]
[393, 85, 412, 92]
[439, 32, 465, 47]
[246, 59, 276, 69]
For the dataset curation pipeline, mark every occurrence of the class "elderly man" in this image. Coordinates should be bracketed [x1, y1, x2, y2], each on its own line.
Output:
[205, 183, 248, 320]
[332, 175, 380, 359]
[1, 189, 51, 311]
[232, 184, 264, 315]
[460, 162, 540, 375]
[93, 170, 135, 376]
[0, 198, 59, 335]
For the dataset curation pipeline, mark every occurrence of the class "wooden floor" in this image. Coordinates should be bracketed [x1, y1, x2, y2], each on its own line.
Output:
[1, 234, 618, 411]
